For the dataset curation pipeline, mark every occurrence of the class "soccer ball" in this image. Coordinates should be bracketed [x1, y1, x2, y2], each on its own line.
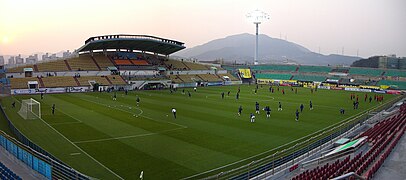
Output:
[166, 115, 169, 117]
[129, 107, 132, 109]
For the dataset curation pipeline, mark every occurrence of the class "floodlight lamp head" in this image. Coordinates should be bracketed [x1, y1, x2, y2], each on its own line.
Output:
[246, 9, 270, 24]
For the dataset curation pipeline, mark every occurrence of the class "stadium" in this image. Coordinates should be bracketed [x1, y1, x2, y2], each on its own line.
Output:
[0, 31, 405, 180]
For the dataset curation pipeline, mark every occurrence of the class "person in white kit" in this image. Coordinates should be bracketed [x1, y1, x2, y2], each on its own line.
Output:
[172, 108, 177, 119]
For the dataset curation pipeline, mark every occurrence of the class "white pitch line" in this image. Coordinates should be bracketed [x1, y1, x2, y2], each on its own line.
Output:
[73, 127, 185, 144]
[12, 98, 124, 180]
[81, 97, 188, 129]
[49, 121, 82, 125]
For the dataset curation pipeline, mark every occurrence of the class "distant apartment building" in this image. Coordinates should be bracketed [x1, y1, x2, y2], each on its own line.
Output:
[15, 55, 24, 64]
[351, 55, 406, 70]
[26, 54, 38, 64]
[8, 56, 15, 65]
[0, 56, 4, 65]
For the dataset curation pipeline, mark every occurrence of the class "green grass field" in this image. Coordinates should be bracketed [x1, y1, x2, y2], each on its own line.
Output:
[0, 85, 399, 179]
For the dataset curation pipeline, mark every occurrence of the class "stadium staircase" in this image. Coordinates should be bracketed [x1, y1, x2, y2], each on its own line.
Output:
[37, 77, 45, 88]
[90, 56, 102, 71]
[381, 71, 386, 76]
[290, 75, 294, 80]
[181, 62, 191, 70]
[107, 56, 116, 65]
[292, 104, 406, 180]
[64, 60, 72, 71]
[33, 64, 39, 72]
[73, 77, 81, 86]
[295, 67, 299, 72]
[105, 76, 113, 85]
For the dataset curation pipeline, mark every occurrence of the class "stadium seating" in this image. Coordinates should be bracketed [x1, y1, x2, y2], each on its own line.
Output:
[114, 60, 132, 66]
[219, 73, 239, 81]
[197, 74, 223, 82]
[76, 76, 110, 86]
[9, 77, 39, 89]
[106, 75, 127, 85]
[292, 75, 326, 82]
[36, 60, 69, 72]
[93, 54, 115, 69]
[331, 68, 349, 74]
[298, 65, 332, 73]
[377, 80, 406, 89]
[130, 60, 150, 65]
[384, 69, 406, 77]
[293, 105, 406, 180]
[255, 73, 292, 80]
[67, 56, 99, 71]
[349, 68, 384, 77]
[41, 76, 77, 87]
[164, 60, 189, 70]
[0, 161, 21, 180]
[177, 75, 203, 83]
[251, 65, 297, 72]
[6, 65, 34, 73]
[168, 75, 183, 83]
[182, 61, 210, 70]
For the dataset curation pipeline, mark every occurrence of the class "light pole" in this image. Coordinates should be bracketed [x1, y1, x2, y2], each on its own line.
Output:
[246, 9, 270, 65]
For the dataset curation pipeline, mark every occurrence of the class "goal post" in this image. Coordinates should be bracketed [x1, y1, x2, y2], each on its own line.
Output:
[18, 98, 41, 120]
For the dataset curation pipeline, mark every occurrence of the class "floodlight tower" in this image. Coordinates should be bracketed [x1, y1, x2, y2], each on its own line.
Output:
[246, 9, 270, 65]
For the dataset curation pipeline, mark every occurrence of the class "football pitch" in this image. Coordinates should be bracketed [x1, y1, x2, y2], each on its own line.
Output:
[0, 85, 399, 179]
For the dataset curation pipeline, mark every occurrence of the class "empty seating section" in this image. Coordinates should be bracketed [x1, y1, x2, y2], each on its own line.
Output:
[10, 77, 38, 89]
[183, 61, 210, 70]
[41, 76, 77, 87]
[67, 56, 99, 71]
[114, 60, 132, 65]
[93, 55, 115, 69]
[36, 60, 69, 72]
[130, 60, 149, 65]
[178, 75, 203, 83]
[76, 76, 110, 86]
[349, 68, 383, 76]
[251, 65, 297, 72]
[292, 106, 406, 180]
[164, 60, 189, 70]
[255, 73, 292, 80]
[377, 80, 406, 89]
[6, 65, 33, 73]
[293, 75, 326, 82]
[198, 74, 222, 82]
[298, 65, 331, 73]
[107, 75, 126, 85]
[0, 161, 21, 180]
[385, 69, 406, 77]
[220, 73, 239, 81]
[331, 68, 349, 74]
[168, 75, 183, 83]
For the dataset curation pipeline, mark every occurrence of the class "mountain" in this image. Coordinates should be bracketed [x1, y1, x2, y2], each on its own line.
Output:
[173, 33, 360, 66]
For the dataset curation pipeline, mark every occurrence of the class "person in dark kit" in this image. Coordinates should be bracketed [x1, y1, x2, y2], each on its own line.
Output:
[295, 109, 300, 121]
[113, 92, 117, 100]
[254, 88, 257, 94]
[265, 106, 271, 118]
[172, 108, 177, 119]
[236, 93, 240, 100]
[221, 92, 225, 99]
[300, 104, 304, 112]
[255, 102, 260, 114]
[238, 105, 243, 116]
[52, 104, 56, 115]
[12, 101, 15, 108]
[182, 89, 185, 94]
[353, 101, 356, 109]
[269, 86, 272, 92]
[340, 108, 345, 114]
[369, 96, 372, 103]
[237, 86, 241, 94]
[227, 91, 230, 96]
[41, 92, 44, 99]
[188, 91, 191, 97]
[125, 89, 128, 95]
[278, 102, 283, 111]
[136, 96, 140, 106]
[282, 89, 285, 95]
[309, 100, 313, 110]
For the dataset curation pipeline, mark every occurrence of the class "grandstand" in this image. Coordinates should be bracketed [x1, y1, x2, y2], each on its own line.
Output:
[292, 74, 326, 82]
[377, 80, 406, 89]
[298, 65, 331, 73]
[255, 73, 292, 80]
[349, 67, 384, 77]
[92, 54, 115, 70]
[9, 77, 39, 89]
[385, 69, 406, 77]
[66, 55, 100, 71]
[41, 76, 77, 87]
[36, 60, 69, 72]
[76, 76, 110, 86]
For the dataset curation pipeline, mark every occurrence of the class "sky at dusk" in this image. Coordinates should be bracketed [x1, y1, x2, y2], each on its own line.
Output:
[0, 0, 405, 58]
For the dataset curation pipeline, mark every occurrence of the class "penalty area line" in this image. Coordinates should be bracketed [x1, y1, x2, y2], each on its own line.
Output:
[12, 98, 124, 180]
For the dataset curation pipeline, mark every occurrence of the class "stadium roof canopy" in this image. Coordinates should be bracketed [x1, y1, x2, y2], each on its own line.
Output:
[77, 34, 185, 55]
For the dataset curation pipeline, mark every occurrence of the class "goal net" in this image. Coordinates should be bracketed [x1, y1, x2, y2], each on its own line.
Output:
[18, 98, 41, 120]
